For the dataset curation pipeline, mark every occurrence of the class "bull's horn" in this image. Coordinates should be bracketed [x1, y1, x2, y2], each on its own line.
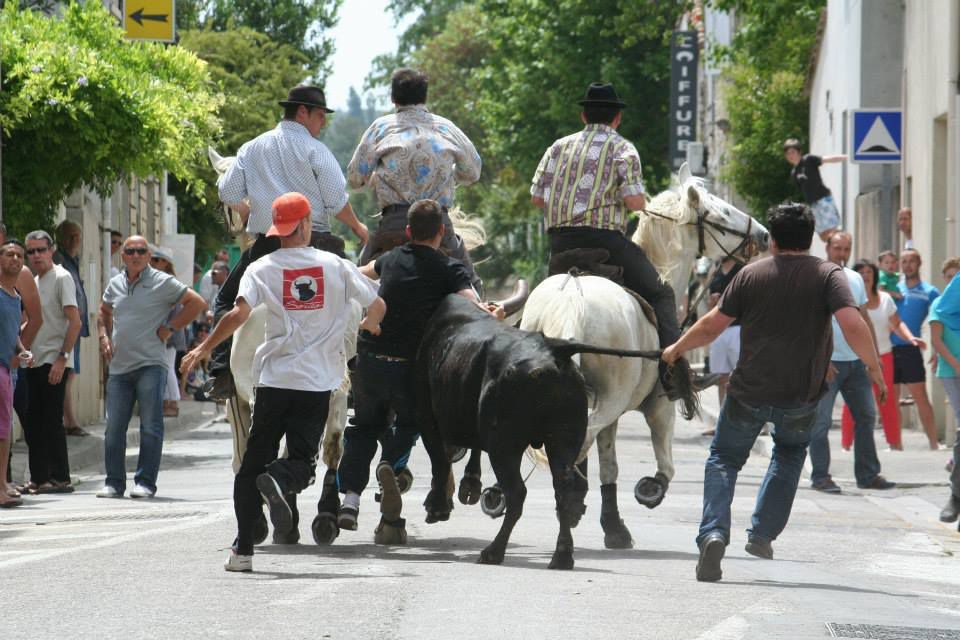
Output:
[495, 279, 530, 317]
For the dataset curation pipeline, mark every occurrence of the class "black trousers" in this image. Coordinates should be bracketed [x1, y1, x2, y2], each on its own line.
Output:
[337, 350, 419, 495]
[234, 386, 330, 555]
[359, 204, 482, 292]
[23, 365, 70, 485]
[548, 227, 680, 348]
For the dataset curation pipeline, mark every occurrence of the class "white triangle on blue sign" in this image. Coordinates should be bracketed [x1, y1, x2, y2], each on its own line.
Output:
[857, 116, 899, 155]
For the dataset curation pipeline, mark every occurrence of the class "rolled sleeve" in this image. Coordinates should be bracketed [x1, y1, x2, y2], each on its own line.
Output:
[313, 146, 349, 217]
[347, 124, 378, 189]
[530, 146, 555, 199]
[617, 147, 645, 198]
[218, 147, 248, 204]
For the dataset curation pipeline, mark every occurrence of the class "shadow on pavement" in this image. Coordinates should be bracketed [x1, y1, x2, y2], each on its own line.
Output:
[722, 578, 919, 598]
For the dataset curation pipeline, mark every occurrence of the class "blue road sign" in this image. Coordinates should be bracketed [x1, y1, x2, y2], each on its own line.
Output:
[851, 109, 902, 163]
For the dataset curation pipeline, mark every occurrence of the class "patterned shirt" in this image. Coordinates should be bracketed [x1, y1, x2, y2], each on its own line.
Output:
[218, 121, 349, 235]
[531, 124, 645, 233]
[347, 105, 482, 209]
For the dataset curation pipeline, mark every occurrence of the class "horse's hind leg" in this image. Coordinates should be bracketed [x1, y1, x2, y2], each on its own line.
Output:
[596, 422, 633, 549]
[459, 448, 483, 505]
[635, 394, 675, 509]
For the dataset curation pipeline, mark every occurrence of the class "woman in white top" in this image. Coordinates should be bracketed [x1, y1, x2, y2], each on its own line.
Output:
[842, 259, 925, 451]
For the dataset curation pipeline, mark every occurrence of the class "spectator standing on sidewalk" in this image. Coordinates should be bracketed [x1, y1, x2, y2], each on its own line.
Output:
[0, 239, 30, 507]
[898, 207, 914, 250]
[930, 259, 960, 526]
[661, 203, 884, 582]
[96, 236, 206, 499]
[21, 230, 81, 495]
[149, 247, 188, 418]
[808, 231, 893, 494]
[840, 259, 924, 452]
[52, 220, 90, 438]
[893, 248, 941, 449]
[198, 249, 229, 311]
[783, 139, 846, 242]
[0, 224, 42, 491]
[180, 192, 384, 573]
[109, 230, 123, 279]
[702, 256, 743, 436]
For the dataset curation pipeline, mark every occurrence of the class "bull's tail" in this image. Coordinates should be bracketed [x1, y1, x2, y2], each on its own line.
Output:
[545, 338, 661, 362]
[546, 338, 699, 421]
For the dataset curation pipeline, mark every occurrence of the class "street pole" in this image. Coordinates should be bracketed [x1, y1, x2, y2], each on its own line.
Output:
[880, 163, 893, 253]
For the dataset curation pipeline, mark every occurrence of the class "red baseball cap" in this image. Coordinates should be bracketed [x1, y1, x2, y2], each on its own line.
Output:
[267, 192, 311, 237]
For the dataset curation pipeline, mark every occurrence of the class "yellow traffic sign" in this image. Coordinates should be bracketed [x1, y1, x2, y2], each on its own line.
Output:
[124, 0, 175, 43]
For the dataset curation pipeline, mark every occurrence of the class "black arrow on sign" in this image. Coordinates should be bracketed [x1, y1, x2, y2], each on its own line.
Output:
[129, 9, 169, 26]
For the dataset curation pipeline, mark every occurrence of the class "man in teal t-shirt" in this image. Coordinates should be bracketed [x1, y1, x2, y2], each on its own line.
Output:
[929, 265, 960, 527]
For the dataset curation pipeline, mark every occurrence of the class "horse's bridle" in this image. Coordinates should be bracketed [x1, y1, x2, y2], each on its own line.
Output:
[639, 206, 758, 265]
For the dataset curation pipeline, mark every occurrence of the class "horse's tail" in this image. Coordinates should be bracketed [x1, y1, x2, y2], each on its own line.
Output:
[448, 206, 487, 252]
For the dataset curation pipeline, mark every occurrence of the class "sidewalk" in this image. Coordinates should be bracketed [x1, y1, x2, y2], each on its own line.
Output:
[697, 389, 952, 489]
[10, 398, 226, 483]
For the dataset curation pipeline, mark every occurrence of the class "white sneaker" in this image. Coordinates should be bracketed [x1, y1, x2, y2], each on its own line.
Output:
[129, 485, 156, 499]
[224, 550, 252, 572]
[96, 485, 122, 499]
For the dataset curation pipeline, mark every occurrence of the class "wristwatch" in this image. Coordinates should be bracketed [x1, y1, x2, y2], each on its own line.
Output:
[58, 351, 69, 360]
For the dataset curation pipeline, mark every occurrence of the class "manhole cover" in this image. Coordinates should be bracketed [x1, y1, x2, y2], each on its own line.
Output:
[826, 623, 960, 639]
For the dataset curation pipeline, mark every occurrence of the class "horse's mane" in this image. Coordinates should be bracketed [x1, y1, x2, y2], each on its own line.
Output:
[630, 185, 697, 283]
[448, 206, 486, 252]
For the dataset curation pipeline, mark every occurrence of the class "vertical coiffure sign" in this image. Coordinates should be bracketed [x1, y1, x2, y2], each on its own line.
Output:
[670, 30, 698, 170]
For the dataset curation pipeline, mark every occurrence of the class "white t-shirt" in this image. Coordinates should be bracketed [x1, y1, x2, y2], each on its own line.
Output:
[33, 264, 78, 368]
[237, 246, 379, 392]
[866, 291, 897, 355]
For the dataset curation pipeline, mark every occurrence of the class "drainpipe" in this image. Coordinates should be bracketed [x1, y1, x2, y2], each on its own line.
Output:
[948, 1, 960, 262]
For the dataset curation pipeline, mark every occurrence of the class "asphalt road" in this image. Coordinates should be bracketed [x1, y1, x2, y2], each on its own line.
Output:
[4, 403, 960, 640]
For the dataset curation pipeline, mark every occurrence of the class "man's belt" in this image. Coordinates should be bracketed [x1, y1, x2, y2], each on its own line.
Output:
[381, 203, 449, 217]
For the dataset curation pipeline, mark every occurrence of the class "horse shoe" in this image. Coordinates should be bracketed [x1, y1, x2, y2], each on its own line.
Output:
[311, 512, 340, 545]
[480, 485, 506, 519]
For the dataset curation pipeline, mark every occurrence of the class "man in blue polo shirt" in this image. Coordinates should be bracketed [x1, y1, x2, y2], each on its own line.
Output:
[892, 248, 941, 450]
[809, 232, 893, 493]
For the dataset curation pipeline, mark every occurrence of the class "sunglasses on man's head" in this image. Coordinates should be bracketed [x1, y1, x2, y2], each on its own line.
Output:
[25, 247, 48, 256]
[123, 247, 148, 256]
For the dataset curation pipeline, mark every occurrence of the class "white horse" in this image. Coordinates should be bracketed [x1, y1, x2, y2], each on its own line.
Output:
[519, 163, 769, 549]
[208, 146, 491, 545]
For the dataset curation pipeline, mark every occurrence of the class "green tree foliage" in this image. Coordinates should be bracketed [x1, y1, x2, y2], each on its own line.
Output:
[710, 0, 824, 215]
[174, 27, 310, 256]
[0, 1, 222, 236]
[374, 0, 687, 284]
[175, 0, 342, 82]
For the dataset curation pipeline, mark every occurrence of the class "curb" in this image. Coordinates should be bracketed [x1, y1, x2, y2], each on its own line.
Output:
[11, 401, 226, 481]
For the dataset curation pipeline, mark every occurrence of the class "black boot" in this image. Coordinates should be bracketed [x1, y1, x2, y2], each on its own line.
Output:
[940, 494, 960, 523]
[658, 358, 701, 420]
[202, 338, 235, 400]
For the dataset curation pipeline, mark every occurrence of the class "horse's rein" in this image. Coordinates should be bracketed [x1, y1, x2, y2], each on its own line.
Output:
[637, 206, 758, 265]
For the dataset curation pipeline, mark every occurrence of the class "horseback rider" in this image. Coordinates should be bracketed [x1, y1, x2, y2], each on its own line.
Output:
[530, 82, 716, 398]
[347, 67, 483, 293]
[205, 85, 369, 400]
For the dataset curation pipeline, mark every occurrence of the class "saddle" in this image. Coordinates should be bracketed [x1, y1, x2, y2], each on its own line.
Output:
[549, 248, 657, 328]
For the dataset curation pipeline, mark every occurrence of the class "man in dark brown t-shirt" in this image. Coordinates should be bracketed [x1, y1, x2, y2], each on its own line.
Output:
[662, 203, 885, 583]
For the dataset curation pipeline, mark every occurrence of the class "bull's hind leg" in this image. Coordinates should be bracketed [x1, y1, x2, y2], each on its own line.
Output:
[458, 448, 483, 505]
[479, 450, 526, 565]
[596, 422, 634, 549]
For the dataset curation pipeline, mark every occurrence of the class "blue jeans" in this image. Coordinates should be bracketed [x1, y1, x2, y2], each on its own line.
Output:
[809, 360, 880, 486]
[698, 394, 817, 546]
[104, 365, 167, 493]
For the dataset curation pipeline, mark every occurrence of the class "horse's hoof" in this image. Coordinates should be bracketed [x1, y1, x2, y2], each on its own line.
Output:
[254, 512, 269, 545]
[374, 517, 408, 545]
[635, 476, 667, 509]
[397, 467, 414, 495]
[548, 551, 575, 570]
[450, 446, 468, 463]
[603, 529, 634, 550]
[458, 474, 482, 505]
[311, 513, 340, 545]
[272, 528, 301, 545]
[424, 510, 451, 524]
[480, 486, 506, 519]
[478, 546, 504, 565]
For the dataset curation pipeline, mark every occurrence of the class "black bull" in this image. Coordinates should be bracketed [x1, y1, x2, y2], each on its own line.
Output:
[416, 294, 660, 569]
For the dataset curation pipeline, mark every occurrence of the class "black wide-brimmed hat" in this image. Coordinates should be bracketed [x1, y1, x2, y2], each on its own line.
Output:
[279, 85, 334, 113]
[577, 82, 627, 108]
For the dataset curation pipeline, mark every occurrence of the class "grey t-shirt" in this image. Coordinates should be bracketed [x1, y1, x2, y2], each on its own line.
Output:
[719, 254, 856, 408]
[33, 264, 78, 368]
[103, 266, 188, 375]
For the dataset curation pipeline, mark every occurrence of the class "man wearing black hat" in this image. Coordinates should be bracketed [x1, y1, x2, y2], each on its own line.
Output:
[205, 85, 369, 399]
[531, 82, 704, 397]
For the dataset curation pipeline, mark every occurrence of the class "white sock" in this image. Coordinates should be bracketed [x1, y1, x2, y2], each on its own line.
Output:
[344, 492, 360, 510]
